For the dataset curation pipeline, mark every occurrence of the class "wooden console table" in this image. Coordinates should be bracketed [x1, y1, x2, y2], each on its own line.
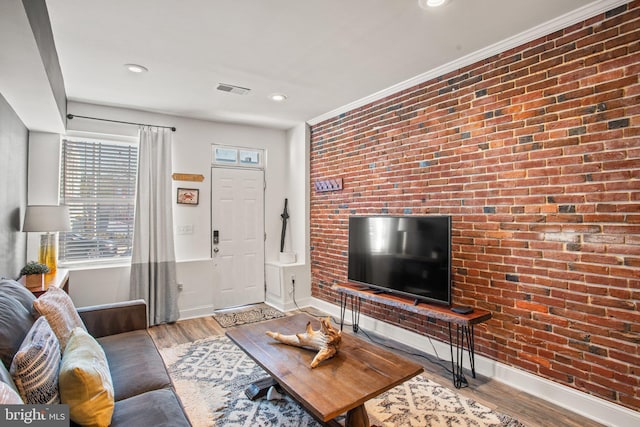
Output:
[333, 284, 491, 389]
[19, 268, 70, 297]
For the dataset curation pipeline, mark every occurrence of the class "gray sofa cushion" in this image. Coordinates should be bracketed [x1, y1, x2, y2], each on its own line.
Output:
[110, 389, 190, 426]
[98, 330, 172, 401]
[0, 280, 36, 312]
[0, 281, 36, 368]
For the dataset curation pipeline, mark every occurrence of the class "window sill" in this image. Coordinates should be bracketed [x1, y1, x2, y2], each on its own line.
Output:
[59, 259, 131, 271]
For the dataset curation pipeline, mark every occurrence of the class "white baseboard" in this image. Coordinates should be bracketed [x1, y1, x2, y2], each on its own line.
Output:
[178, 304, 215, 320]
[309, 298, 640, 427]
[265, 296, 313, 313]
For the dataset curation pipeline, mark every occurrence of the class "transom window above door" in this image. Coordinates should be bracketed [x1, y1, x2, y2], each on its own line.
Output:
[212, 145, 264, 169]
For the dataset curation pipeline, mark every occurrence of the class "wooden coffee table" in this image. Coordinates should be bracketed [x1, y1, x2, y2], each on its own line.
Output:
[226, 313, 423, 427]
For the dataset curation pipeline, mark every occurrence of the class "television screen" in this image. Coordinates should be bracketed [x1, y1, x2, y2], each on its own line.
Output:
[347, 216, 451, 305]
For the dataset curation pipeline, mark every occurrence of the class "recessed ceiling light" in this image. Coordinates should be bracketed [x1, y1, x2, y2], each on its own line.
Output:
[269, 93, 287, 102]
[124, 63, 148, 73]
[419, 0, 447, 8]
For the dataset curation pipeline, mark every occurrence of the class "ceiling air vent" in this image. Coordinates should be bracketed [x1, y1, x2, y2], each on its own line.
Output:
[216, 83, 251, 95]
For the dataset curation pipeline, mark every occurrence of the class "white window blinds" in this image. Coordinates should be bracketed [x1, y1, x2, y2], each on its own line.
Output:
[59, 138, 138, 262]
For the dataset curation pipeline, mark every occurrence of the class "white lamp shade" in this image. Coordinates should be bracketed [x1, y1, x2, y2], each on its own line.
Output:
[22, 205, 71, 232]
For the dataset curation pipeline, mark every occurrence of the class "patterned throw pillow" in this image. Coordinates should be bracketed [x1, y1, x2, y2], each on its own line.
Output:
[10, 316, 61, 404]
[59, 327, 114, 427]
[33, 286, 86, 351]
[0, 381, 23, 404]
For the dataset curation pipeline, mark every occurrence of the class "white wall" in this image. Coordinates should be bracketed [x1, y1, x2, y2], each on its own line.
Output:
[284, 123, 310, 261]
[286, 123, 311, 301]
[263, 123, 311, 311]
[25, 131, 62, 261]
[28, 101, 310, 318]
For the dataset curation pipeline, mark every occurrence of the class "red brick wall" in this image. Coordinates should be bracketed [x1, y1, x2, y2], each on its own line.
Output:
[310, 2, 640, 411]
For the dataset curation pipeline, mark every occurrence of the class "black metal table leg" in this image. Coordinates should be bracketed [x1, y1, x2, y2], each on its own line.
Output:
[338, 293, 361, 333]
[448, 323, 472, 388]
[339, 292, 348, 331]
[466, 324, 476, 378]
[351, 296, 361, 333]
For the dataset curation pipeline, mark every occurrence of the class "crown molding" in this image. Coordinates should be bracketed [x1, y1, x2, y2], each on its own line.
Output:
[308, 0, 631, 127]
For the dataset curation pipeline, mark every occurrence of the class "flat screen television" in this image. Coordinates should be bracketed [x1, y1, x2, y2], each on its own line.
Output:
[347, 215, 451, 306]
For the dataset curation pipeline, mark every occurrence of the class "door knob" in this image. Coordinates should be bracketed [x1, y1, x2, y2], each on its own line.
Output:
[213, 247, 219, 254]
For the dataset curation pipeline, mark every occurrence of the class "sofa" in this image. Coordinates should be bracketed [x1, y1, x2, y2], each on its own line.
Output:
[0, 279, 191, 426]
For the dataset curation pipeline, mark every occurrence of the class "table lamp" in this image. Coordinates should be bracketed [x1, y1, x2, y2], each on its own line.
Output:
[22, 205, 71, 272]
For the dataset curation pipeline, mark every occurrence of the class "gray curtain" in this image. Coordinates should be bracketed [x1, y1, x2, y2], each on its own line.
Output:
[130, 127, 179, 325]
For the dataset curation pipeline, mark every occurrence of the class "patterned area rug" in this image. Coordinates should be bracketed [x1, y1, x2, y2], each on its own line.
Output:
[159, 335, 526, 427]
[213, 304, 286, 328]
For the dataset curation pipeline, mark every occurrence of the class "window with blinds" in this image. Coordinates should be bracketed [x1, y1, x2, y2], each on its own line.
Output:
[59, 138, 138, 262]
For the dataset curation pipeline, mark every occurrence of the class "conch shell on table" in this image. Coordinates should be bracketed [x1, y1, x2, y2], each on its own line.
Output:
[266, 317, 342, 368]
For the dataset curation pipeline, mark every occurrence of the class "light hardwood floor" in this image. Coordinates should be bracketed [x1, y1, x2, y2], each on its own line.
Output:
[149, 310, 604, 427]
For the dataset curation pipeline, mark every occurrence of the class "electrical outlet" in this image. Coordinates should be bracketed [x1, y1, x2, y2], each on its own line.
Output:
[288, 274, 296, 295]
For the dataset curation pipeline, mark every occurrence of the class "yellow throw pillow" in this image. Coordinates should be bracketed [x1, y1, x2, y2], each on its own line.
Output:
[59, 327, 114, 427]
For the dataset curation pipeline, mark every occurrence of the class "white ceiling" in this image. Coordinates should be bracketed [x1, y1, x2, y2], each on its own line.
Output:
[43, 0, 616, 130]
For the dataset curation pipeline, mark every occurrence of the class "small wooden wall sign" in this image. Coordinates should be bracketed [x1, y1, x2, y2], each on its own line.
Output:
[314, 178, 343, 193]
[172, 173, 205, 182]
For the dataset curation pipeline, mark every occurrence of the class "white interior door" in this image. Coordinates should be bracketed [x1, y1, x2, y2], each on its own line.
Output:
[211, 167, 265, 309]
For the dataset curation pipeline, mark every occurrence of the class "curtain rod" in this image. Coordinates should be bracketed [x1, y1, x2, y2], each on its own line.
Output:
[66, 114, 176, 132]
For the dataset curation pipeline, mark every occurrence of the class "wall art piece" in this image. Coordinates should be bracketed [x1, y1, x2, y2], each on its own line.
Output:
[177, 188, 199, 205]
[172, 173, 205, 182]
[314, 178, 343, 193]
